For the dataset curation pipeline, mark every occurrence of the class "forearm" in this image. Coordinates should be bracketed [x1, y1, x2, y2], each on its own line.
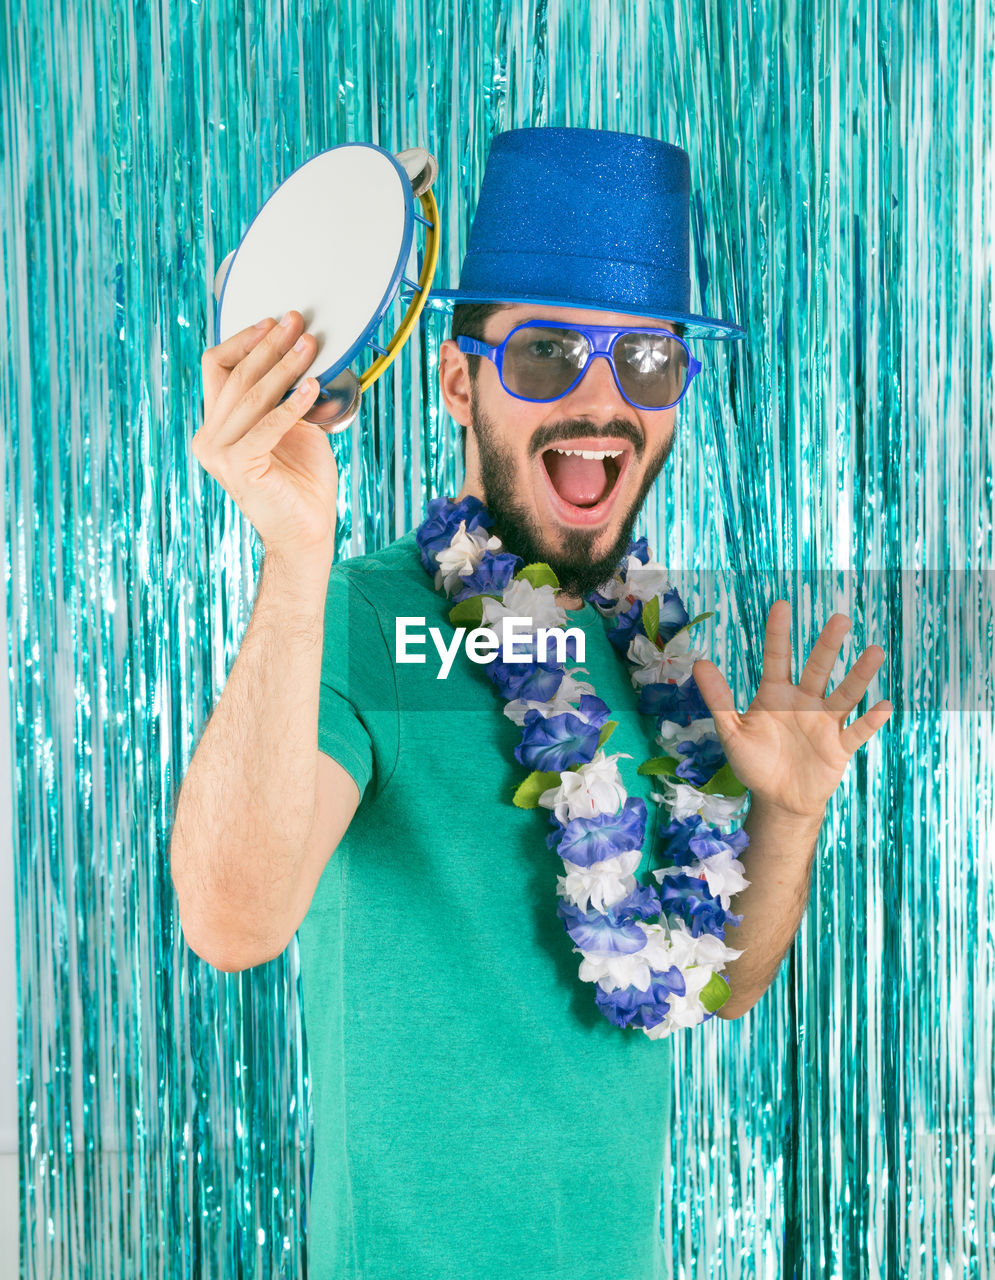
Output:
[715, 800, 825, 1019]
[169, 551, 332, 967]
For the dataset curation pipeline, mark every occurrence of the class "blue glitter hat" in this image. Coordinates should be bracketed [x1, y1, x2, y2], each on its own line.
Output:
[426, 126, 745, 341]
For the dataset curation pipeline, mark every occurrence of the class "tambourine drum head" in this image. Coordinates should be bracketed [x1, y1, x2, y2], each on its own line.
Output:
[215, 145, 412, 391]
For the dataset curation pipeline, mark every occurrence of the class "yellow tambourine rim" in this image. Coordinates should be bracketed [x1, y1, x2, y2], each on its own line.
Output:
[357, 186, 440, 393]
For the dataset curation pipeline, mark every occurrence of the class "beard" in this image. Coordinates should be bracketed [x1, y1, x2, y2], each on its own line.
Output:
[468, 385, 675, 599]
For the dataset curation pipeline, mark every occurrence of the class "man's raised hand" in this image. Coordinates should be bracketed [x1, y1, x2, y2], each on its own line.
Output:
[193, 310, 339, 568]
[691, 600, 892, 819]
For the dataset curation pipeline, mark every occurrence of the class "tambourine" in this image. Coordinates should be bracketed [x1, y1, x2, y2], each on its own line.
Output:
[212, 142, 440, 432]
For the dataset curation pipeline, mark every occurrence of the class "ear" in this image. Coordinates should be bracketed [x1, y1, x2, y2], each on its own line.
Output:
[438, 339, 474, 426]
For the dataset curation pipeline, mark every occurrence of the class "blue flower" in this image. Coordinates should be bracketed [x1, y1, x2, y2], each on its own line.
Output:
[656, 873, 743, 937]
[603, 587, 690, 655]
[593, 967, 685, 1030]
[655, 588, 690, 640]
[687, 823, 749, 862]
[414, 495, 493, 571]
[584, 538, 653, 609]
[637, 677, 710, 722]
[606, 598, 645, 653]
[625, 535, 651, 565]
[636, 681, 684, 719]
[550, 896, 653, 957]
[556, 882, 662, 953]
[486, 655, 566, 702]
[450, 550, 523, 602]
[658, 818, 749, 873]
[575, 693, 611, 730]
[713, 825, 749, 856]
[547, 797, 648, 868]
[674, 733, 726, 787]
[617, 879, 662, 919]
[674, 679, 711, 722]
[586, 585, 620, 610]
[514, 710, 601, 772]
[655, 816, 710, 869]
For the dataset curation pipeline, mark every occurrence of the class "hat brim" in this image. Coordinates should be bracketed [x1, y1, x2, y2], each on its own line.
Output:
[415, 287, 746, 341]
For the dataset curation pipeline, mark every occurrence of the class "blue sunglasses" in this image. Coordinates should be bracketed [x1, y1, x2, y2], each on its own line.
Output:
[457, 319, 701, 411]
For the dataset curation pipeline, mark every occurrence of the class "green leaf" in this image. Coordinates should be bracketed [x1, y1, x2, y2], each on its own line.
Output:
[448, 596, 486, 626]
[641, 595, 660, 644]
[699, 760, 748, 797]
[699, 971, 731, 1013]
[636, 754, 680, 778]
[514, 562, 560, 590]
[512, 769, 564, 809]
[595, 720, 618, 749]
[667, 609, 715, 643]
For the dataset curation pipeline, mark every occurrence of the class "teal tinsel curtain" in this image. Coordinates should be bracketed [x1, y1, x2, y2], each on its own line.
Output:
[2, 0, 992, 1275]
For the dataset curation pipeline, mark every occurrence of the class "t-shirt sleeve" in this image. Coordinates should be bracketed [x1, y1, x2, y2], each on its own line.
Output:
[318, 565, 399, 805]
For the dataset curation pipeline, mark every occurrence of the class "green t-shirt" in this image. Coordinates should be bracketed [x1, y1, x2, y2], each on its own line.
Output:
[297, 528, 674, 1280]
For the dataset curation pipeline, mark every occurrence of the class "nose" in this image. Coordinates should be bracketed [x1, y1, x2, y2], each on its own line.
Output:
[559, 350, 629, 415]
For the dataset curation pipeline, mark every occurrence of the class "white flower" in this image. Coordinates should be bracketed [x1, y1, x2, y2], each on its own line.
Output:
[621, 556, 673, 602]
[503, 668, 596, 726]
[627, 629, 703, 687]
[577, 945, 656, 994]
[698, 848, 750, 905]
[640, 1018, 676, 1040]
[589, 573, 633, 616]
[633, 921, 742, 1034]
[683, 926, 745, 968]
[640, 977, 713, 1034]
[654, 849, 750, 909]
[614, 918, 741, 977]
[538, 748, 632, 824]
[630, 940, 722, 1036]
[433, 521, 503, 594]
[655, 716, 716, 755]
[555, 848, 642, 913]
[661, 965, 721, 1028]
[652, 777, 749, 825]
[480, 577, 567, 631]
[630, 920, 693, 973]
[576, 920, 693, 994]
[639, 916, 741, 967]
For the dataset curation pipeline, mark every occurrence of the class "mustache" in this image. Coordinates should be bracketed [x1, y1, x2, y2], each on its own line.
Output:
[529, 418, 644, 460]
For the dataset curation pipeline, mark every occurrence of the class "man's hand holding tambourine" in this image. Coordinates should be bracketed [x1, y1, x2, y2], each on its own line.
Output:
[193, 309, 339, 572]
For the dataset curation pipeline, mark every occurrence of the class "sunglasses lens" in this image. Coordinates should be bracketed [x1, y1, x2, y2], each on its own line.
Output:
[502, 326, 590, 400]
[613, 333, 689, 408]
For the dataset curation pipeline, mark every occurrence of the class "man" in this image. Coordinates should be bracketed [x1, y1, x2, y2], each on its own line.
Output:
[173, 127, 890, 1279]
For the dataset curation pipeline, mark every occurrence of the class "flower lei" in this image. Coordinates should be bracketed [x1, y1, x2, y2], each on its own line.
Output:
[415, 494, 751, 1039]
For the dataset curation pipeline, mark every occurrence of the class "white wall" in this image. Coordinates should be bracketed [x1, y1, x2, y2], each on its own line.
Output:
[1, 436, 20, 1267]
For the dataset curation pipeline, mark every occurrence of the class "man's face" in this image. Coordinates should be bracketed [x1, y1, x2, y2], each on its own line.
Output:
[438, 303, 681, 599]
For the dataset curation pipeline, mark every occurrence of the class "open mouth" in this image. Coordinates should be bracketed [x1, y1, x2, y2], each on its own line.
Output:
[539, 443, 630, 523]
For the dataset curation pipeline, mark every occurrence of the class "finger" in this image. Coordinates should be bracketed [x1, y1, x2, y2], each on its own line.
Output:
[839, 698, 893, 755]
[691, 658, 741, 743]
[212, 330, 319, 452]
[201, 317, 276, 412]
[235, 376, 323, 469]
[824, 645, 887, 719]
[797, 613, 852, 699]
[759, 599, 792, 685]
[207, 310, 308, 431]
